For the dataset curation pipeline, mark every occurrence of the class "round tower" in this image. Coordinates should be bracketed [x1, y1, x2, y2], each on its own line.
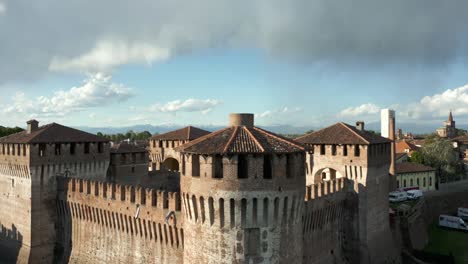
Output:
[177, 113, 305, 263]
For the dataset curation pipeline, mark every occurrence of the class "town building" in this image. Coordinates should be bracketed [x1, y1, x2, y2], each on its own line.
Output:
[395, 163, 436, 191]
[396, 140, 420, 157]
[436, 111, 456, 138]
[148, 126, 210, 171]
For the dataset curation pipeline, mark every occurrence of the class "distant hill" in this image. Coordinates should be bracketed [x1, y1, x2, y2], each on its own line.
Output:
[75, 124, 316, 136]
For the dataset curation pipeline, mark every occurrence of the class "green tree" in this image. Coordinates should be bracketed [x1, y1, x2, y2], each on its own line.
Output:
[420, 136, 462, 182]
[410, 151, 423, 164]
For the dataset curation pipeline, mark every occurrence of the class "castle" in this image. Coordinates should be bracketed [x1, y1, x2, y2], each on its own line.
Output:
[0, 114, 400, 263]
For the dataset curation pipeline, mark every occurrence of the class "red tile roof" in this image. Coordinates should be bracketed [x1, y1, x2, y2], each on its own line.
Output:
[396, 140, 420, 154]
[295, 122, 391, 145]
[150, 126, 211, 141]
[395, 163, 435, 174]
[0, 123, 108, 144]
[176, 126, 305, 154]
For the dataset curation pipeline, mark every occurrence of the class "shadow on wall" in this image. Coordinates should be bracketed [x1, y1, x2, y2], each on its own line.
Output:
[54, 178, 72, 264]
[0, 223, 23, 263]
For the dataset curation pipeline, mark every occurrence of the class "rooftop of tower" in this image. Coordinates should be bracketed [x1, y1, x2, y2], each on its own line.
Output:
[175, 113, 305, 154]
[295, 122, 391, 145]
[0, 121, 108, 144]
[150, 126, 211, 141]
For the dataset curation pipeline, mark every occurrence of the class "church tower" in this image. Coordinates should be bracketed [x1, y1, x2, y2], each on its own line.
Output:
[177, 113, 305, 263]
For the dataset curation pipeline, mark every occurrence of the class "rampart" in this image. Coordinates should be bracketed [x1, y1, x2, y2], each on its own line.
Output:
[303, 178, 358, 264]
[55, 177, 184, 264]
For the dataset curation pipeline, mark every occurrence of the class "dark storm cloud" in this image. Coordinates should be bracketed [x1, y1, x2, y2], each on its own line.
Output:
[1, 0, 468, 83]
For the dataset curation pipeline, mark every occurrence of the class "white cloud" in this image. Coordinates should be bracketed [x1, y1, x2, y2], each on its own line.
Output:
[338, 103, 381, 117]
[257, 106, 303, 119]
[151, 98, 222, 114]
[338, 84, 468, 123]
[4, 73, 133, 116]
[0, 2, 6, 14]
[49, 40, 171, 72]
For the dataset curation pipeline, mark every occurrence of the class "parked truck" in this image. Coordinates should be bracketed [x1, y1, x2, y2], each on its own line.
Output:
[439, 215, 468, 232]
[458, 207, 468, 221]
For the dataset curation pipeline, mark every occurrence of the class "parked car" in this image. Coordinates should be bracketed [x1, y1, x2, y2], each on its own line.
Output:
[406, 189, 423, 200]
[389, 191, 407, 203]
[439, 215, 468, 231]
[458, 207, 468, 221]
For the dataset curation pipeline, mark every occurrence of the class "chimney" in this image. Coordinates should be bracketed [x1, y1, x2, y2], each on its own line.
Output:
[229, 113, 254, 127]
[26, 120, 39, 134]
[356, 121, 365, 131]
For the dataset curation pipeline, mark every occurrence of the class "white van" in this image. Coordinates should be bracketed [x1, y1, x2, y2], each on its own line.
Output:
[389, 191, 407, 203]
[439, 215, 468, 231]
[406, 189, 423, 200]
[458, 207, 468, 221]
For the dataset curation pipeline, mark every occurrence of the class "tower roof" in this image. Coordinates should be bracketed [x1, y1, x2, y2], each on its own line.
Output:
[0, 122, 108, 144]
[449, 110, 454, 122]
[176, 115, 305, 155]
[150, 126, 211, 141]
[295, 122, 391, 145]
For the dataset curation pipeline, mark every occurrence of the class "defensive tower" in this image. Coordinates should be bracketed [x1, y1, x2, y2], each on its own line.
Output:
[177, 113, 306, 263]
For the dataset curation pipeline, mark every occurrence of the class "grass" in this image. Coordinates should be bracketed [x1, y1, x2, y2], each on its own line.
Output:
[424, 223, 468, 264]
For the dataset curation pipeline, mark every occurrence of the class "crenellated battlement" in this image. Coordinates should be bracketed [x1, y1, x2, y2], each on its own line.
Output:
[305, 177, 348, 200]
[57, 177, 182, 212]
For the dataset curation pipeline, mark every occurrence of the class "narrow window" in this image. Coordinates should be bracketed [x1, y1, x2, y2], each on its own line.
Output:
[230, 199, 235, 228]
[131, 166, 135, 173]
[331, 145, 337, 156]
[132, 153, 136, 163]
[192, 155, 200, 177]
[39, 144, 46, 157]
[417, 178, 420, 187]
[182, 155, 186, 175]
[423, 178, 426, 187]
[70, 143, 76, 155]
[320, 145, 325, 155]
[238, 155, 248, 179]
[159, 141, 163, 147]
[219, 198, 225, 228]
[213, 155, 223, 179]
[429, 177, 432, 186]
[343, 145, 348, 156]
[354, 145, 360, 157]
[410, 179, 413, 186]
[55, 143, 61, 155]
[404, 179, 407, 187]
[22, 144, 26, 156]
[397, 180, 400, 188]
[241, 199, 247, 227]
[17, 144, 20, 156]
[263, 155, 272, 179]
[84, 143, 90, 154]
[98, 142, 103, 153]
[286, 154, 294, 178]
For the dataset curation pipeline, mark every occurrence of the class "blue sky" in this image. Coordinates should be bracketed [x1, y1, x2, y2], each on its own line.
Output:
[1, 1, 468, 132]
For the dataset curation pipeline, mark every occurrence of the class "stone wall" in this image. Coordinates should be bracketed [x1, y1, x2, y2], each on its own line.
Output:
[303, 178, 358, 264]
[55, 177, 184, 264]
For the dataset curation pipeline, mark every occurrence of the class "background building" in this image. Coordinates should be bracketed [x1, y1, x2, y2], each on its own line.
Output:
[436, 111, 456, 138]
[395, 163, 436, 191]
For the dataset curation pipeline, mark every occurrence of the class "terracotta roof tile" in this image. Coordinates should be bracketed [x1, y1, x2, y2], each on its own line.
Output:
[176, 126, 304, 154]
[150, 126, 211, 141]
[295, 122, 391, 145]
[396, 140, 420, 154]
[0, 123, 108, 144]
[395, 163, 435, 174]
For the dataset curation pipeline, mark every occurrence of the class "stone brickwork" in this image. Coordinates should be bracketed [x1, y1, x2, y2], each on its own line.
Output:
[55, 177, 184, 263]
